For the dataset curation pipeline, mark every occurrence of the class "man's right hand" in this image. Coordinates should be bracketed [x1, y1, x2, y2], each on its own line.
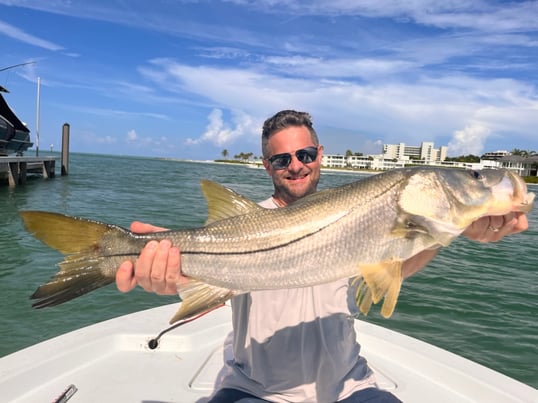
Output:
[116, 221, 186, 295]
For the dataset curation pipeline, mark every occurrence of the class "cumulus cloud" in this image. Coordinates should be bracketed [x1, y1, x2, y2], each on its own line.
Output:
[139, 57, 537, 155]
[448, 123, 491, 156]
[186, 108, 257, 147]
[126, 129, 138, 142]
[124, 129, 171, 154]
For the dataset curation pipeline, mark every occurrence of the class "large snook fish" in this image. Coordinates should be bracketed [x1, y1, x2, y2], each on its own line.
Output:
[20, 167, 534, 323]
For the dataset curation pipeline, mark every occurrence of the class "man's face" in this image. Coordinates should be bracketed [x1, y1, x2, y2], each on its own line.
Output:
[263, 126, 322, 204]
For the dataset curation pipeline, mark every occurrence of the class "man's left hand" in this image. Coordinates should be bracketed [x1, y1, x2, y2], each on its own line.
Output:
[463, 212, 528, 243]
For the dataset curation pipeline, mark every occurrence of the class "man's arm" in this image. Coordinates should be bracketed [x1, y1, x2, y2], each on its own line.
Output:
[401, 212, 529, 279]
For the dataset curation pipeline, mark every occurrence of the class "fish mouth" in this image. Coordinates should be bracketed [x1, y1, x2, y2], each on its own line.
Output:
[493, 171, 535, 214]
[507, 170, 535, 213]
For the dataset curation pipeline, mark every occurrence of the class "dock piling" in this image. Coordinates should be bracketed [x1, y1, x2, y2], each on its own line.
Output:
[61, 123, 69, 176]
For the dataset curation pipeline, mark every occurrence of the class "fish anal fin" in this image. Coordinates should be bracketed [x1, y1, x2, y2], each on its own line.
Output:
[356, 261, 403, 318]
[170, 280, 237, 324]
[200, 180, 262, 225]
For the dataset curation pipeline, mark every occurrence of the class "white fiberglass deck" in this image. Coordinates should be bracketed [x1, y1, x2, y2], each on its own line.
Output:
[1, 303, 536, 403]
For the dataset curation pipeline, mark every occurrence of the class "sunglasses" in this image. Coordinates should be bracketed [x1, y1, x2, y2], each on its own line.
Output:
[267, 146, 319, 170]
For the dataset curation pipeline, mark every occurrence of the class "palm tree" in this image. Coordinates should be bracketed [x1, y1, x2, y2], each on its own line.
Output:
[221, 149, 229, 159]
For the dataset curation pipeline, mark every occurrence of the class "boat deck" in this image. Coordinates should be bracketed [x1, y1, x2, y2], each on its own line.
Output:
[1, 304, 536, 402]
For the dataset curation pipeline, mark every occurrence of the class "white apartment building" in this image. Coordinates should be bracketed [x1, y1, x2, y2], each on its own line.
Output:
[383, 142, 447, 162]
[321, 154, 406, 170]
[321, 141, 537, 175]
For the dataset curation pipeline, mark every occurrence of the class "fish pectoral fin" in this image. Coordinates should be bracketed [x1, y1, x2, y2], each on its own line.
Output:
[201, 180, 262, 225]
[352, 278, 373, 315]
[391, 214, 430, 239]
[355, 261, 403, 318]
[170, 280, 237, 324]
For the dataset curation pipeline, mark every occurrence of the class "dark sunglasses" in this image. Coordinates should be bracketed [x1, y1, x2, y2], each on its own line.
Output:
[267, 146, 319, 170]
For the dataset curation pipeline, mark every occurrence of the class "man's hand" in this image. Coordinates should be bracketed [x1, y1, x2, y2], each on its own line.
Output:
[116, 221, 186, 295]
[463, 212, 528, 243]
[402, 212, 529, 279]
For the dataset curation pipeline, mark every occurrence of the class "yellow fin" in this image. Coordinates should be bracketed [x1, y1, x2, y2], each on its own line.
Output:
[19, 211, 135, 308]
[170, 280, 237, 324]
[355, 261, 403, 318]
[19, 210, 122, 254]
[200, 180, 262, 225]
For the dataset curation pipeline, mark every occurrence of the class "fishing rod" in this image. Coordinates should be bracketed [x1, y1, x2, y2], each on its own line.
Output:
[0, 61, 37, 72]
[0, 61, 37, 92]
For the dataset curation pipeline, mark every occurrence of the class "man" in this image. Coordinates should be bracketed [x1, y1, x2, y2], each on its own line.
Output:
[116, 110, 528, 402]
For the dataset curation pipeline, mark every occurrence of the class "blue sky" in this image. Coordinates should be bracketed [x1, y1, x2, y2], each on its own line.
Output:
[1, 1, 537, 160]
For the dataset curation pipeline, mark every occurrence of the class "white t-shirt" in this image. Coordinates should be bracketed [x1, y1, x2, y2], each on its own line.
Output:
[217, 197, 377, 403]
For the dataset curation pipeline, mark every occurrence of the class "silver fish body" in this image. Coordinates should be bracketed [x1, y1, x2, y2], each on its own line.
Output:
[20, 167, 534, 323]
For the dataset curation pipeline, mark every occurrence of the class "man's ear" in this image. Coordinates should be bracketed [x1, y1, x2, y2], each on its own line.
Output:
[262, 159, 272, 176]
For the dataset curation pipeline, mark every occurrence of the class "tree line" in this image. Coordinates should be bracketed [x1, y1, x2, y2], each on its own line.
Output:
[446, 149, 537, 163]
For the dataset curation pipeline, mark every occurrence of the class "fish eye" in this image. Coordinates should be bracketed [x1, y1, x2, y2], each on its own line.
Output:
[469, 170, 483, 180]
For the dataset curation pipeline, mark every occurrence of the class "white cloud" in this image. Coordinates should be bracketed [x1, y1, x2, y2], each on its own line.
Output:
[140, 58, 538, 154]
[0, 19, 63, 50]
[233, 0, 538, 32]
[186, 108, 257, 147]
[263, 56, 418, 79]
[126, 129, 138, 142]
[124, 128, 171, 151]
[94, 135, 117, 145]
[448, 123, 491, 156]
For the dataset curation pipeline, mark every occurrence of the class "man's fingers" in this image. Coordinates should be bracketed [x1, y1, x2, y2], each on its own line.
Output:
[116, 260, 137, 292]
[130, 221, 168, 233]
[149, 240, 172, 294]
[135, 240, 159, 290]
[164, 246, 183, 294]
[465, 213, 529, 243]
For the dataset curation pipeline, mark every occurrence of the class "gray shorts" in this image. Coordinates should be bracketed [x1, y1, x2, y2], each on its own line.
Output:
[208, 387, 402, 402]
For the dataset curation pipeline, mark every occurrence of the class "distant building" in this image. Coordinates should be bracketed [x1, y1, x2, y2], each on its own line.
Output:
[498, 155, 538, 176]
[322, 154, 346, 168]
[482, 150, 511, 160]
[321, 141, 537, 176]
[321, 154, 406, 170]
[382, 142, 447, 162]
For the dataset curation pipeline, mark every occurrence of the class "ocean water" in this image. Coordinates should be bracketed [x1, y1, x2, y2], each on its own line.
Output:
[0, 153, 536, 389]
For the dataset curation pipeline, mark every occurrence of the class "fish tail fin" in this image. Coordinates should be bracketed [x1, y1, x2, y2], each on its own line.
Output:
[30, 260, 114, 308]
[20, 211, 137, 308]
[170, 280, 236, 324]
[355, 261, 403, 318]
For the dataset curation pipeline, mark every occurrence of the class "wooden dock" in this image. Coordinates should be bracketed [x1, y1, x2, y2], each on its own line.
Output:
[0, 155, 60, 187]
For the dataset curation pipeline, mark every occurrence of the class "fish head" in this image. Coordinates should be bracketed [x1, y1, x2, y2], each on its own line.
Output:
[397, 168, 534, 243]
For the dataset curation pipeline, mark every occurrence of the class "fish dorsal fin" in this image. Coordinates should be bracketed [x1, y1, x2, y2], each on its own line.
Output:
[201, 180, 262, 225]
[354, 260, 403, 318]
